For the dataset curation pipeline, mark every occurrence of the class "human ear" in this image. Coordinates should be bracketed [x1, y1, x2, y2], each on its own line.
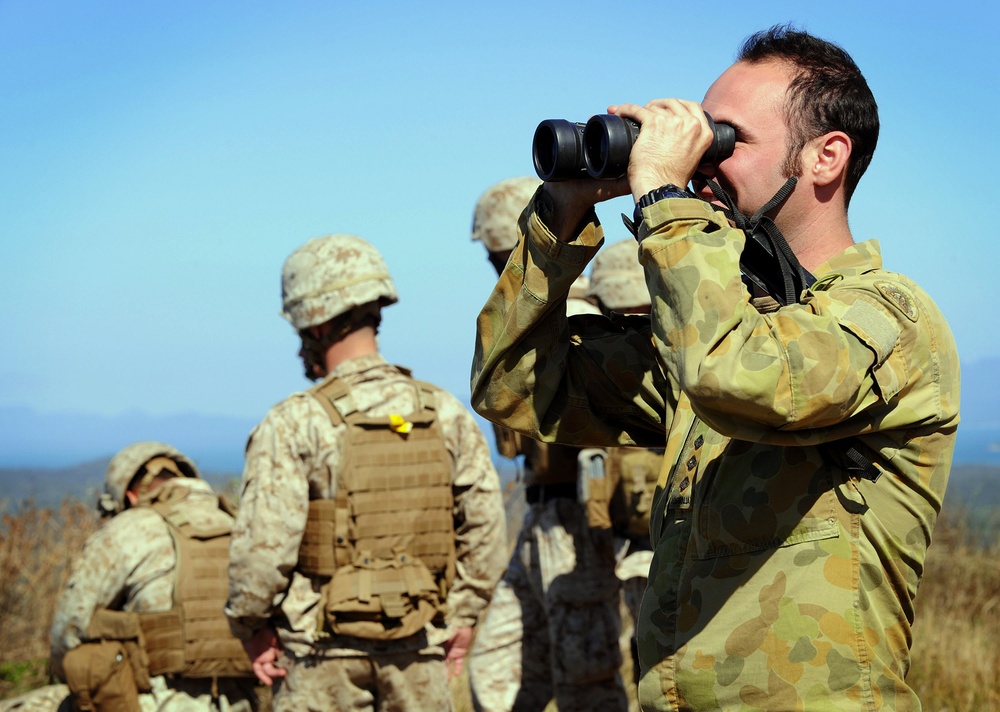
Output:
[807, 132, 851, 187]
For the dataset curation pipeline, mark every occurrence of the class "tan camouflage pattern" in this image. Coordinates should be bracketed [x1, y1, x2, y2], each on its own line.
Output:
[102, 441, 199, 514]
[567, 286, 601, 318]
[618, 546, 654, 705]
[280, 234, 398, 331]
[225, 352, 507, 664]
[470, 177, 542, 252]
[587, 238, 651, 311]
[0, 684, 71, 712]
[267, 648, 452, 712]
[49, 477, 257, 711]
[470, 194, 960, 711]
[468, 498, 627, 712]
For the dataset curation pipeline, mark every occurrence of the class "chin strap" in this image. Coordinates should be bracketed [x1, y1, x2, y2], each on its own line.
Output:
[701, 175, 815, 306]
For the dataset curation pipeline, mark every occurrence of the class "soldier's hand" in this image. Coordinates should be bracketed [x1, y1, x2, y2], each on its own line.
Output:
[443, 626, 474, 680]
[243, 626, 287, 686]
[540, 179, 629, 243]
[609, 99, 713, 201]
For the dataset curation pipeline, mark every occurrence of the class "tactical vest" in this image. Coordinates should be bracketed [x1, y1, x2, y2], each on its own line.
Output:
[605, 447, 664, 537]
[137, 485, 253, 679]
[300, 374, 457, 640]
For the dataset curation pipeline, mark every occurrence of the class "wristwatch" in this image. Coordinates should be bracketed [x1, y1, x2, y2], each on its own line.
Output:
[632, 183, 696, 227]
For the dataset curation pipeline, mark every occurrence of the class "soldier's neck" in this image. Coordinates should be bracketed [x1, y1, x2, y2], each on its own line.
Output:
[324, 326, 379, 372]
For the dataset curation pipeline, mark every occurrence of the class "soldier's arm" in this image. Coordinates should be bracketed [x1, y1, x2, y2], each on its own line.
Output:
[436, 391, 507, 631]
[636, 199, 955, 441]
[225, 404, 311, 640]
[471, 191, 669, 448]
[49, 520, 142, 680]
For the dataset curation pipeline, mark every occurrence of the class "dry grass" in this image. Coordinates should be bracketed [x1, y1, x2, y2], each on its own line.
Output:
[0, 498, 100, 698]
[907, 509, 1000, 711]
[1, 497, 997, 710]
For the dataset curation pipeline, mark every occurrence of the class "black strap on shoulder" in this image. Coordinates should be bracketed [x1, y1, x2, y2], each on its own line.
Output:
[703, 176, 816, 306]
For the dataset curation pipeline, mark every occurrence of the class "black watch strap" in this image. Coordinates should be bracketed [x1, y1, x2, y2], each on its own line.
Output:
[632, 183, 696, 228]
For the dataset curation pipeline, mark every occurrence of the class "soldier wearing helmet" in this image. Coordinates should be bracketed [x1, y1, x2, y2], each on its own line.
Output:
[467, 180, 627, 712]
[587, 239, 664, 698]
[49, 442, 259, 712]
[225, 234, 506, 712]
[471, 177, 600, 315]
[586, 238, 652, 315]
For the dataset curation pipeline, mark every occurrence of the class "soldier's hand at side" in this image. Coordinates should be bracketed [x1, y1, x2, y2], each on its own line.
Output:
[443, 626, 474, 680]
[243, 626, 287, 686]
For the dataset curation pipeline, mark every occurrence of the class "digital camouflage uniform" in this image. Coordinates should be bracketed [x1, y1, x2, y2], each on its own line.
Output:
[0, 685, 72, 712]
[225, 354, 507, 711]
[469, 178, 628, 712]
[471, 193, 960, 711]
[50, 443, 258, 712]
[225, 234, 507, 712]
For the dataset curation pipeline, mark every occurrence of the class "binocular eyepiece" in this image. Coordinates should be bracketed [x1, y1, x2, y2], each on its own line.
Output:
[532, 112, 735, 182]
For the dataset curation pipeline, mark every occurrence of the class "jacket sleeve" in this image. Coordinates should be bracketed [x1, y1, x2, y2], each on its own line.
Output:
[49, 515, 161, 680]
[435, 391, 507, 629]
[471, 194, 669, 449]
[635, 198, 958, 445]
[225, 403, 312, 640]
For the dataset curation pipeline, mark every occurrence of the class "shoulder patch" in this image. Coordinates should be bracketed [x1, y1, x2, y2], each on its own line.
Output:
[875, 281, 918, 322]
[841, 298, 900, 366]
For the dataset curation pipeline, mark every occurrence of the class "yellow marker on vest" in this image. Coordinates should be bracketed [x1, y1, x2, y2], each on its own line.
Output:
[389, 414, 413, 434]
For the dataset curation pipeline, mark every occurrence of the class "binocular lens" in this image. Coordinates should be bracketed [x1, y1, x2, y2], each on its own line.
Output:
[583, 115, 640, 179]
[532, 120, 586, 182]
[532, 112, 735, 182]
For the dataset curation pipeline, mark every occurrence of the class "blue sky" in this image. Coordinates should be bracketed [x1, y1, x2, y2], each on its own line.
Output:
[2, 0, 997, 437]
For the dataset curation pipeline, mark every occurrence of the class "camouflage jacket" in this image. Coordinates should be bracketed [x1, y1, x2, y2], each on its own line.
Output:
[49, 478, 232, 680]
[471, 194, 960, 711]
[225, 353, 507, 658]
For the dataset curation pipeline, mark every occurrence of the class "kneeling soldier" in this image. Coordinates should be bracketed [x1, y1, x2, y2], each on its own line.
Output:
[50, 441, 258, 712]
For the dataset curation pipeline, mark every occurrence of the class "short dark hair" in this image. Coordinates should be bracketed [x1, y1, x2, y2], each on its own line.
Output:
[737, 25, 879, 206]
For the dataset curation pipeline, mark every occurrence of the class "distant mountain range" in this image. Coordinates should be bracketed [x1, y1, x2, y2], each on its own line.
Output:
[1, 358, 998, 475]
[0, 457, 241, 511]
[0, 406, 255, 472]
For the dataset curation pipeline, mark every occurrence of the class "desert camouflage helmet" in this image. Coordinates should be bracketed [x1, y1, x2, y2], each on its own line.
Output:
[586, 239, 650, 311]
[281, 234, 398, 331]
[101, 441, 199, 515]
[471, 177, 541, 253]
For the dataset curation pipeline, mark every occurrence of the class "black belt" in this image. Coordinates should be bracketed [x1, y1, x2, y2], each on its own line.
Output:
[525, 482, 577, 504]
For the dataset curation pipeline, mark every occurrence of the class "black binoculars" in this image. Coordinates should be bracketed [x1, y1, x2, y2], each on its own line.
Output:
[532, 112, 735, 181]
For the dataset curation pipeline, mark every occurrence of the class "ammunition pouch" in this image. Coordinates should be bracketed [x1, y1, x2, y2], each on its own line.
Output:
[577, 448, 619, 530]
[493, 424, 522, 460]
[579, 447, 663, 537]
[321, 550, 442, 640]
[63, 610, 151, 712]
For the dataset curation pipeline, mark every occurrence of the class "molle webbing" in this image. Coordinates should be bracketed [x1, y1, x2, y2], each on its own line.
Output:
[140, 492, 252, 678]
[302, 375, 456, 582]
[606, 447, 664, 537]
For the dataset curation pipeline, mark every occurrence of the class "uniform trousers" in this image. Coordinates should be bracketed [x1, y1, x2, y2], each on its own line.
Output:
[469, 495, 626, 712]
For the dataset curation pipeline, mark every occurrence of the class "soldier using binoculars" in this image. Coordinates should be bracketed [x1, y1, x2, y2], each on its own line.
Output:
[472, 24, 959, 711]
